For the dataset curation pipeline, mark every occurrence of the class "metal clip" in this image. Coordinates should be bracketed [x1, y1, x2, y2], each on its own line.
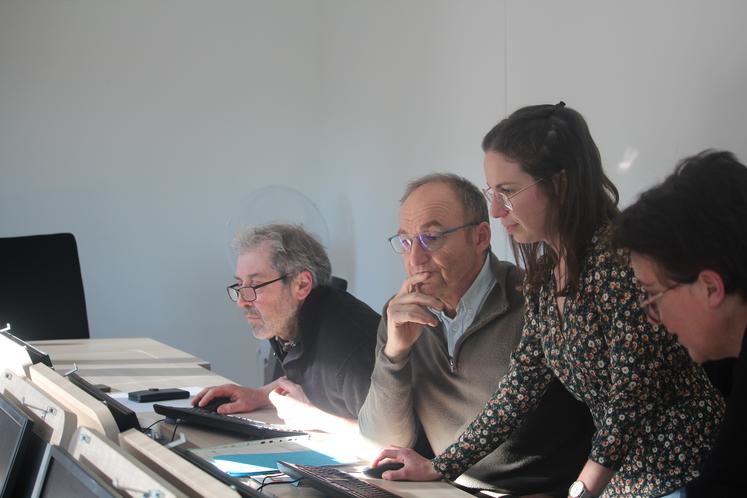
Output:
[62, 363, 79, 377]
[111, 479, 163, 498]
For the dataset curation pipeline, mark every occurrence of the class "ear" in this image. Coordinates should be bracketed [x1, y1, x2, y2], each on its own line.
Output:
[291, 270, 314, 301]
[697, 270, 726, 308]
[473, 221, 492, 254]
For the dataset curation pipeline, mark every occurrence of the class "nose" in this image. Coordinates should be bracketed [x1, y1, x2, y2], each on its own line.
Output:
[407, 239, 430, 266]
[490, 200, 509, 219]
[236, 293, 253, 309]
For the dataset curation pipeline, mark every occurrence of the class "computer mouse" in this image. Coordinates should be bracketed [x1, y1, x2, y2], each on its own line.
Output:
[361, 461, 404, 479]
[200, 396, 232, 412]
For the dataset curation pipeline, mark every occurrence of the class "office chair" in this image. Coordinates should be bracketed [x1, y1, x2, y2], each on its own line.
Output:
[0, 233, 90, 341]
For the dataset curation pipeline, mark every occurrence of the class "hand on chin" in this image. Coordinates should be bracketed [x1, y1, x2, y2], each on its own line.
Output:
[415, 272, 446, 298]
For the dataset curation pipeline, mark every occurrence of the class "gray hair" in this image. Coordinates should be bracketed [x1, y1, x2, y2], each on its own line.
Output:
[400, 173, 489, 223]
[231, 224, 332, 288]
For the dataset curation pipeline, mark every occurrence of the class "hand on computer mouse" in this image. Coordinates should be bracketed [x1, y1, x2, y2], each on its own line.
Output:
[201, 396, 233, 413]
[370, 446, 442, 481]
[362, 461, 405, 479]
[192, 384, 270, 414]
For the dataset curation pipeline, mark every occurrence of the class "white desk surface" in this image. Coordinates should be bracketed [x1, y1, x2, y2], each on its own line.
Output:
[28, 337, 475, 498]
[31, 336, 211, 369]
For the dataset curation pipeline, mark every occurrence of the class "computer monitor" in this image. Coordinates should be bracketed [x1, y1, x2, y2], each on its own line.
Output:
[67, 373, 141, 433]
[169, 445, 265, 498]
[31, 445, 124, 498]
[0, 392, 35, 497]
[1, 328, 53, 368]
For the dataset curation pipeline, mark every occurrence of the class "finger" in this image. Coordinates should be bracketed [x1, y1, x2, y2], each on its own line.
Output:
[382, 468, 406, 481]
[390, 290, 444, 312]
[271, 385, 292, 398]
[388, 305, 439, 328]
[275, 377, 299, 392]
[191, 387, 209, 405]
[396, 272, 431, 297]
[197, 384, 236, 407]
[371, 447, 403, 467]
[215, 401, 240, 415]
[196, 388, 218, 407]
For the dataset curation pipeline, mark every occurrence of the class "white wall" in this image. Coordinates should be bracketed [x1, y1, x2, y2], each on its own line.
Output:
[2, 0, 746, 387]
[0, 0, 324, 386]
[506, 0, 747, 207]
[317, 0, 509, 309]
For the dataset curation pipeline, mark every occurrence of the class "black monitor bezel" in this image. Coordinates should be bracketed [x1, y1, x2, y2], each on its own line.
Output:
[0, 392, 35, 497]
[67, 372, 142, 433]
[34, 444, 124, 498]
[169, 444, 265, 498]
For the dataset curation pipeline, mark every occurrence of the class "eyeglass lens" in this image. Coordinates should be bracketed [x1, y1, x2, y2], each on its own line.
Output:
[390, 225, 474, 254]
[392, 234, 441, 253]
[227, 285, 256, 302]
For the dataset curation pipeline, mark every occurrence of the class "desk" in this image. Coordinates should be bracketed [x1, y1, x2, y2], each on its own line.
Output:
[32, 337, 217, 401]
[29, 337, 474, 498]
[31, 337, 212, 370]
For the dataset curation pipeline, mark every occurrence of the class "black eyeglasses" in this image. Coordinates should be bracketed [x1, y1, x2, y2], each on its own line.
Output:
[639, 283, 680, 324]
[227, 274, 288, 303]
[388, 222, 479, 254]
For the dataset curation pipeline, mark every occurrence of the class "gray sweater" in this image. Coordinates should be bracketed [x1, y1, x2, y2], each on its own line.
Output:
[358, 254, 595, 496]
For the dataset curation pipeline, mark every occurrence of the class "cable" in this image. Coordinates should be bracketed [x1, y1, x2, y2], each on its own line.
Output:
[143, 418, 166, 432]
[170, 419, 180, 442]
[256, 476, 302, 492]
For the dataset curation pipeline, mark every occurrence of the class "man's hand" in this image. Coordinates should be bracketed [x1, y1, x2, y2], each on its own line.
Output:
[370, 446, 442, 481]
[273, 377, 311, 405]
[269, 378, 316, 428]
[384, 272, 444, 362]
[192, 383, 273, 414]
[269, 378, 359, 434]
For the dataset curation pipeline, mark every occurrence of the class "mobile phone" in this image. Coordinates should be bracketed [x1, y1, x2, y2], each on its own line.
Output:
[128, 387, 190, 403]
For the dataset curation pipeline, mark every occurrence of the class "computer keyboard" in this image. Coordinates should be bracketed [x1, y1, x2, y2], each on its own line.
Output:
[277, 461, 403, 498]
[153, 404, 307, 439]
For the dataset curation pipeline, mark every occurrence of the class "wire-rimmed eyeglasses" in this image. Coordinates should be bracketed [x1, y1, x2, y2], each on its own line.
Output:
[227, 274, 288, 303]
[639, 283, 680, 324]
[482, 177, 544, 211]
[388, 222, 479, 254]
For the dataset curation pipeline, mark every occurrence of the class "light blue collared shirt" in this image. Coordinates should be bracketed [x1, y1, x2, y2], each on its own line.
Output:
[429, 254, 496, 358]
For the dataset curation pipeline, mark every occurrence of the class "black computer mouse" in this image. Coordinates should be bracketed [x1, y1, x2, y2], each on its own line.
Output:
[200, 396, 232, 412]
[362, 461, 405, 479]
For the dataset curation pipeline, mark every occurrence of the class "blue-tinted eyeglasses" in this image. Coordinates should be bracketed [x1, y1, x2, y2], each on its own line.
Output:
[388, 222, 479, 254]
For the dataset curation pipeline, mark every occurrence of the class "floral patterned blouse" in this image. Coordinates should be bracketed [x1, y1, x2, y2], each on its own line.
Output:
[432, 227, 725, 497]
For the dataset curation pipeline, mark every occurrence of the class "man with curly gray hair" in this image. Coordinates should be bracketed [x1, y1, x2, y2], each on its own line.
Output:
[194, 224, 379, 430]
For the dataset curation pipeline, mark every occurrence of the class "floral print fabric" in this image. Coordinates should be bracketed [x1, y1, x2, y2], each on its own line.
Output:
[432, 228, 725, 497]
